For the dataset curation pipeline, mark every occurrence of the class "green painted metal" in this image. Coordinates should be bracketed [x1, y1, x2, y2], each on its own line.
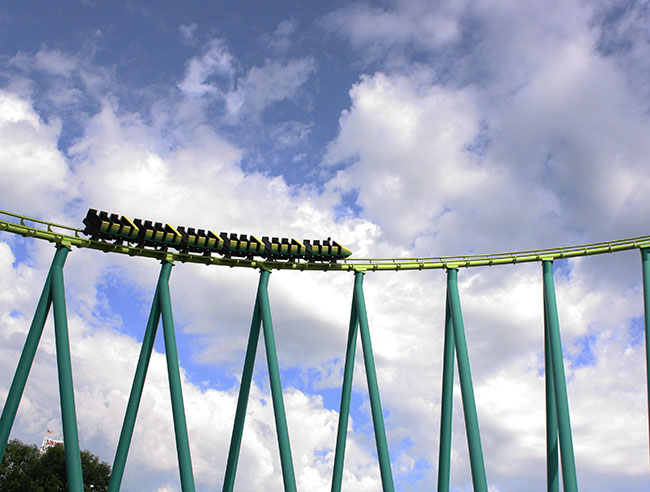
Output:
[542, 261, 578, 492]
[3, 210, 650, 272]
[354, 272, 395, 492]
[641, 248, 650, 465]
[222, 275, 264, 492]
[544, 291, 559, 492]
[0, 248, 61, 460]
[437, 299, 455, 492]
[257, 270, 298, 492]
[51, 245, 84, 492]
[446, 268, 488, 492]
[158, 261, 196, 492]
[108, 275, 163, 492]
[331, 284, 360, 492]
[2, 209, 650, 491]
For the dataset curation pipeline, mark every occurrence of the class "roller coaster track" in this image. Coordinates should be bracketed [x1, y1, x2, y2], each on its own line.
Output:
[2, 209, 650, 271]
[3, 206, 650, 492]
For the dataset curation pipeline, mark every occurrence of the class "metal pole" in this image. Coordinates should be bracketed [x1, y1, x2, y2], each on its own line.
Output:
[446, 268, 488, 492]
[354, 271, 395, 492]
[544, 289, 559, 492]
[257, 269, 298, 492]
[641, 248, 650, 467]
[542, 261, 578, 492]
[0, 246, 67, 460]
[158, 261, 196, 492]
[437, 297, 455, 492]
[222, 273, 264, 492]
[51, 244, 84, 492]
[108, 268, 164, 492]
[331, 283, 360, 492]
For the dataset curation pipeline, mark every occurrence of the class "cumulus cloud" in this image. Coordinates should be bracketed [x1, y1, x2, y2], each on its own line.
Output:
[179, 38, 316, 122]
[224, 57, 316, 120]
[324, 72, 484, 249]
[2, 1, 650, 491]
[0, 91, 70, 217]
[323, 0, 464, 54]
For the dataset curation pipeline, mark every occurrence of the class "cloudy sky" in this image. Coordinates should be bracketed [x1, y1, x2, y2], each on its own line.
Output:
[1, 1, 650, 491]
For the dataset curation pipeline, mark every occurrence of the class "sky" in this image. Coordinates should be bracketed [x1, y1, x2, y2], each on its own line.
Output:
[1, 0, 650, 491]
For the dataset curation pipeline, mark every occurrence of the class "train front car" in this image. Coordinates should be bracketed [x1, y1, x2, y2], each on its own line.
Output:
[81, 209, 353, 262]
[302, 238, 352, 262]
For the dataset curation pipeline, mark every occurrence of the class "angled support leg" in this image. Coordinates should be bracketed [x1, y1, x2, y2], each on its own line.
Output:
[641, 248, 650, 468]
[355, 272, 395, 492]
[222, 273, 264, 492]
[257, 270, 298, 492]
[109, 266, 165, 492]
[331, 279, 360, 492]
[542, 261, 578, 492]
[447, 268, 488, 492]
[544, 288, 559, 492]
[222, 270, 297, 492]
[158, 261, 196, 492]
[437, 296, 455, 492]
[0, 246, 67, 459]
[50, 244, 84, 492]
[1, 244, 84, 490]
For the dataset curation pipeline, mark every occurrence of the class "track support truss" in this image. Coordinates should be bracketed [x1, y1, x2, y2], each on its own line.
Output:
[0, 245, 84, 492]
[223, 269, 297, 492]
[3, 214, 650, 491]
[437, 268, 488, 492]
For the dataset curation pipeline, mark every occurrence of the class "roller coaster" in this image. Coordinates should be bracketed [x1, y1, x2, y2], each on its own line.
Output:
[1, 208, 650, 492]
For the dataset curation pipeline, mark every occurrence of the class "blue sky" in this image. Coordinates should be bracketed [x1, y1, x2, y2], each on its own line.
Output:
[1, 1, 650, 491]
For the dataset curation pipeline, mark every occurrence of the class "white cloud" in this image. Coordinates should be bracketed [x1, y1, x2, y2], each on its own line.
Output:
[178, 38, 316, 122]
[179, 22, 199, 47]
[0, 91, 70, 217]
[263, 19, 298, 54]
[33, 49, 79, 77]
[224, 57, 316, 120]
[324, 72, 488, 248]
[178, 39, 236, 98]
[491, 34, 650, 239]
[323, 0, 464, 54]
[2, 2, 650, 490]
[7, 48, 115, 112]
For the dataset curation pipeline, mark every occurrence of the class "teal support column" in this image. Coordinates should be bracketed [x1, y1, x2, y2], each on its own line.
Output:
[51, 244, 84, 492]
[542, 261, 578, 492]
[222, 274, 264, 492]
[437, 298, 455, 492]
[158, 261, 196, 492]
[641, 248, 650, 465]
[544, 290, 559, 492]
[354, 272, 395, 492]
[257, 270, 298, 492]
[331, 284, 360, 492]
[447, 268, 488, 492]
[0, 246, 67, 460]
[108, 267, 165, 492]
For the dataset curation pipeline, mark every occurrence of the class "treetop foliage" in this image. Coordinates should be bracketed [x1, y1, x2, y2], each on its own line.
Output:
[0, 439, 111, 492]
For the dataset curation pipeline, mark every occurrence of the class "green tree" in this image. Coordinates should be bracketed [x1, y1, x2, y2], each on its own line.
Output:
[0, 439, 111, 492]
[0, 439, 40, 491]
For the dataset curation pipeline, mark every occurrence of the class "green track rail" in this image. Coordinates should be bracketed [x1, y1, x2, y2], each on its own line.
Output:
[2, 210, 649, 272]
